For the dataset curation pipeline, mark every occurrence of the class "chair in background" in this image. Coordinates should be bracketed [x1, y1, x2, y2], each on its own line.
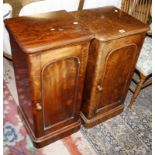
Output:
[78, 0, 121, 10]
[121, 0, 152, 24]
[3, 3, 13, 60]
[128, 36, 152, 108]
[19, 0, 80, 16]
[121, 0, 152, 108]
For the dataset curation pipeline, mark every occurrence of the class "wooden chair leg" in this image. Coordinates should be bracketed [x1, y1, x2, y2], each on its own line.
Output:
[128, 73, 147, 108]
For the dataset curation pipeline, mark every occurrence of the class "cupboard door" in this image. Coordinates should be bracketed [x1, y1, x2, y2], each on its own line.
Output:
[41, 57, 80, 129]
[97, 44, 137, 109]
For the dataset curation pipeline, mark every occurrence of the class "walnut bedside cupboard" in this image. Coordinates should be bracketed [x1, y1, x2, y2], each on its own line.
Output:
[71, 6, 149, 128]
[5, 10, 93, 148]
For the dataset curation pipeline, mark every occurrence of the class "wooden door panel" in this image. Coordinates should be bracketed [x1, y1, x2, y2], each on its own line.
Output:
[42, 57, 80, 129]
[98, 44, 137, 109]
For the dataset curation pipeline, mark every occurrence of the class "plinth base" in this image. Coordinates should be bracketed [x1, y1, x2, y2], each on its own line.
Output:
[18, 106, 81, 148]
[80, 104, 124, 128]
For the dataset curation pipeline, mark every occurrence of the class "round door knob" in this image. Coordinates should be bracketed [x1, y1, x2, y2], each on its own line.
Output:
[97, 85, 103, 91]
[36, 103, 42, 111]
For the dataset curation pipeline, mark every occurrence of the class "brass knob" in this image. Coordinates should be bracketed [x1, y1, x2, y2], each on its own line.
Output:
[97, 85, 103, 91]
[36, 103, 42, 111]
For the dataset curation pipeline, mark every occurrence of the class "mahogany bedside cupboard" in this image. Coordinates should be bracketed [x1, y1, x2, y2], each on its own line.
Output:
[5, 10, 93, 147]
[71, 6, 149, 128]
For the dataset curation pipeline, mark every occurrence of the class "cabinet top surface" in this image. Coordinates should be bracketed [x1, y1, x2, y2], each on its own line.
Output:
[71, 6, 149, 41]
[5, 10, 93, 53]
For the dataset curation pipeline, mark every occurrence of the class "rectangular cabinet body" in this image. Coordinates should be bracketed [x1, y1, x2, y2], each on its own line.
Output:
[71, 6, 149, 128]
[5, 10, 93, 147]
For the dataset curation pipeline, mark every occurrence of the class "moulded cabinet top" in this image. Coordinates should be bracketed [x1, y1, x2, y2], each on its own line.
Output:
[5, 10, 93, 54]
[71, 6, 149, 41]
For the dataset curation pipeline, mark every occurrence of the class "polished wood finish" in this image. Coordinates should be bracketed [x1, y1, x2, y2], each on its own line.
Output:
[71, 6, 149, 127]
[5, 10, 93, 147]
[5, 10, 92, 53]
[71, 6, 148, 41]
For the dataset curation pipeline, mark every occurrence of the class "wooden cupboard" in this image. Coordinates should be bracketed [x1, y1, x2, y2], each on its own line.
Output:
[71, 6, 149, 127]
[5, 10, 93, 147]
